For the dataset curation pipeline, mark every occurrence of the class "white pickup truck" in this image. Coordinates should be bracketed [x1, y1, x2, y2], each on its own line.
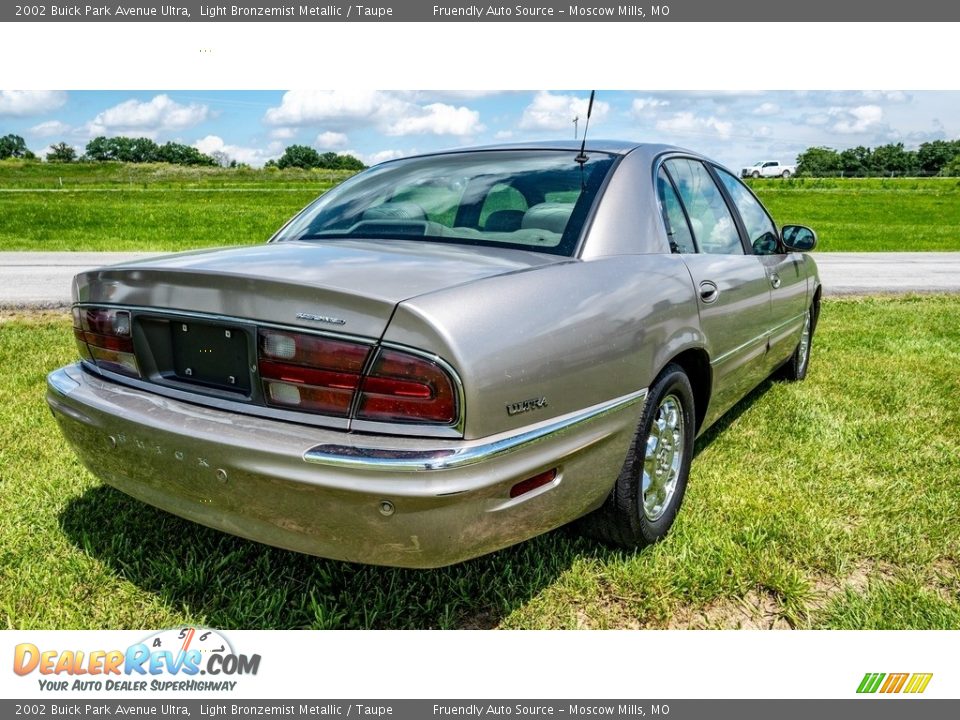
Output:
[740, 161, 796, 179]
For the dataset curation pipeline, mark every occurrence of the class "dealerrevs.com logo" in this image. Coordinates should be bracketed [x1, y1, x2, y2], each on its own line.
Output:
[13, 627, 261, 692]
[857, 672, 933, 694]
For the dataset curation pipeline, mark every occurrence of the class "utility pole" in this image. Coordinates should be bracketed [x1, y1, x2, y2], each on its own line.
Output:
[573, 115, 579, 140]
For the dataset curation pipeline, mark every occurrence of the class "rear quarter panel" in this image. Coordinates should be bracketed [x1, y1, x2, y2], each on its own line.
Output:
[384, 255, 703, 440]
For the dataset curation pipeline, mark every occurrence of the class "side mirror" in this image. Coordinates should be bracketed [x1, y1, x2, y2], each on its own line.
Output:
[781, 224, 817, 252]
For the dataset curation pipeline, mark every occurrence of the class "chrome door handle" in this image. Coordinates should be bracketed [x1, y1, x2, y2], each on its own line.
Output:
[699, 280, 720, 304]
[770, 273, 782, 289]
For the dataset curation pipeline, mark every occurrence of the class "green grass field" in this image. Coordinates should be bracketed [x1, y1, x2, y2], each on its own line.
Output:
[2, 296, 958, 629]
[1, 161, 959, 252]
[0, 161, 351, 252]
[748, 177, 960, 252]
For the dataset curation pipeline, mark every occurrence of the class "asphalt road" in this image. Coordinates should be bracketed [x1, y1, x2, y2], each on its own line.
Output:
[0, 251, 958, 308]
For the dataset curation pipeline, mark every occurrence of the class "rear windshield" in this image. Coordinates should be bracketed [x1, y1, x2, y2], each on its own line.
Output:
[273, 150, 617, 257]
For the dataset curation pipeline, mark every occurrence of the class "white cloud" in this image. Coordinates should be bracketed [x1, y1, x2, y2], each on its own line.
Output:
[386, 103, 483, 136]
[193, 134, 277, 167]
[269, 127, 297, 140]
[494, 130, 515, 140]
[30, 120, 71, 137]
[264, 90, 405, 127]
[0, 90, 67, 116]
[85, 94, 211, 138]
[519, 91, 610, 131]
[829, 104, 883, 134]
[264, 90, 483, 138]
[656, 112, 733, 139]
[315, 131, 348, 148]
[861, 90, 908, 103]
[366, 149, 408, 164]
[631, 97, 669, 115]
[753, 102, 780, 116]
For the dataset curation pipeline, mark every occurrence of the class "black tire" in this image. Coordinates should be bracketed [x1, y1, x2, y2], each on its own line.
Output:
[580, 363, 696, 548]
[779, 305, 815, 381]
[752, 171, 760, 178]
[782, 170, 791, 179]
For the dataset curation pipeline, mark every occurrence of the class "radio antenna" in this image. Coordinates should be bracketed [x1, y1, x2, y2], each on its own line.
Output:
[574, 91, 595, 166]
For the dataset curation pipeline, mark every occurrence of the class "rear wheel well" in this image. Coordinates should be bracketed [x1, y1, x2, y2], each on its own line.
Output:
[666, 348, 711, 433]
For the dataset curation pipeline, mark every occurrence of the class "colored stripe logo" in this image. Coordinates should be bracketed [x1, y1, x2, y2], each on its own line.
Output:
[857, 672, 933, 694]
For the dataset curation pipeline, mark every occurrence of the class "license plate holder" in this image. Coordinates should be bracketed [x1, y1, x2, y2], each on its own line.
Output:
[169, 320, 250, 393]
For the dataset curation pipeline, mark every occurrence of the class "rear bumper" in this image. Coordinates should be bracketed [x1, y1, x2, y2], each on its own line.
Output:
[47, 363, 645, 568]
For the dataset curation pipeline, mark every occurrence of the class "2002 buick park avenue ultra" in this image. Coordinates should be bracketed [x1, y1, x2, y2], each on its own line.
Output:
[47, 142, 821, 567]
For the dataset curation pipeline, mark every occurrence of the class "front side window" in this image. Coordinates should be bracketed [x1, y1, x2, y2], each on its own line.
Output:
[274, 150, 617, 257]
[663, 158, 744, 255]
[715, 167, 780, 255]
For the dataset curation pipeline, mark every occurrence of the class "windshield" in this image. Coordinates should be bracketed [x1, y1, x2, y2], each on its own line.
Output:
[273, 150, 617, 257]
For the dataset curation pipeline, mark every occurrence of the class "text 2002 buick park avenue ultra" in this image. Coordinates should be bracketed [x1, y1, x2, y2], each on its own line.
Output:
[47, 142, 821, 567]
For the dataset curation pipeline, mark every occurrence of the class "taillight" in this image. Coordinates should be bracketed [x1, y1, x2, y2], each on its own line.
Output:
[73, 307, 139, 377]
[257, 330, 458, 426]
[356, 349, 457, 425]
[258, 329, 370, 417]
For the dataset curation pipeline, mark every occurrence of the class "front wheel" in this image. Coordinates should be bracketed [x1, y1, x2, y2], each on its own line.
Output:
[752, 170, 761, 178]
[580, 364, 696, 548]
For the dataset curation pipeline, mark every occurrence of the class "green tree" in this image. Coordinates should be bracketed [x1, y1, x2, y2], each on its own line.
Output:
[46, 142, 77, 163]
[276, 144, 322, 169]
[838, 146, 872, 176]
[156, 141, 216, 166]
[917, 140, 960, 175]
[84, 136, 114, 161]
[0, 133, 29, 159]
[796, 146, 840, 176]
[870, 143, 918, 175]
[944, 154, 960, 177]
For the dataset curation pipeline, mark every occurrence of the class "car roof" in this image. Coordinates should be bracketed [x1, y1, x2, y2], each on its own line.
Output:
[379, 140, 693, 161]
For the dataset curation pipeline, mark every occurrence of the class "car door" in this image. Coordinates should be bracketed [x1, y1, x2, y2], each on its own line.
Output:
[714, 167, 809, 371]
[658, 159, 772, 426]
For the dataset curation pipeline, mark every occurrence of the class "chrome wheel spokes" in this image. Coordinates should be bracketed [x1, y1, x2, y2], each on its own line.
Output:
[641, 393, 685, 521]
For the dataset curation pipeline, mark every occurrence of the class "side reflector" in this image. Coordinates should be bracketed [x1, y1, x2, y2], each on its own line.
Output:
[509, 469, 558, 499]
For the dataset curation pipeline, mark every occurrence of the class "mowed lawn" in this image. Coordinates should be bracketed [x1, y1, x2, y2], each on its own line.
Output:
[0, 162, 351, 252]
[0, 161, 959, 252]
[2, 296, 958, 629]
[749, 177, 960, 252]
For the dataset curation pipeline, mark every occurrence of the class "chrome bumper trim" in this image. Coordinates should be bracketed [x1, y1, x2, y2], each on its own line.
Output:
[303, 388, 648, 472]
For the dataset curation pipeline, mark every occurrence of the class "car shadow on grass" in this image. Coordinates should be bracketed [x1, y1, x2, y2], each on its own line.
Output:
[57, 377, 779, 630]
[57, 485, 628, 630]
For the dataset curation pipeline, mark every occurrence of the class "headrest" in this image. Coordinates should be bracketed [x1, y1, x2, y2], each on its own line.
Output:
[521, 203, 574, 235]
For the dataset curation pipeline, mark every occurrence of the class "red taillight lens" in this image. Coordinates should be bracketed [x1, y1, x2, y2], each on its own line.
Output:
[258, 329, 370, 417]
[356, 349, 457, 425]
[74, 307, 139, 377]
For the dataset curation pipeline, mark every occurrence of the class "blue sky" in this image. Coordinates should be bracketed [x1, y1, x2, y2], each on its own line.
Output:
[2, 90, 958, 169]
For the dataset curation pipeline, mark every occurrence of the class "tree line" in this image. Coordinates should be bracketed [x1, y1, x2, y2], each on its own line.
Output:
[0, 133, 366, 171]
[796, 140, 960, 177]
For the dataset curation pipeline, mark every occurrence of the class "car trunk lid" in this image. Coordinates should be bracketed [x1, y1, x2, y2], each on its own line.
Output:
[73, 239, 564, 339]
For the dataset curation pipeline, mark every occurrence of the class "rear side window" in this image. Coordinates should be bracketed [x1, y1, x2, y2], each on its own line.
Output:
[663, 158, 744, 255]
[656, 168, 696, 253]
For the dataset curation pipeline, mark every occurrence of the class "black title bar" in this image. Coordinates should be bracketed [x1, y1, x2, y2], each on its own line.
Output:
[5, 0, 960, 22]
